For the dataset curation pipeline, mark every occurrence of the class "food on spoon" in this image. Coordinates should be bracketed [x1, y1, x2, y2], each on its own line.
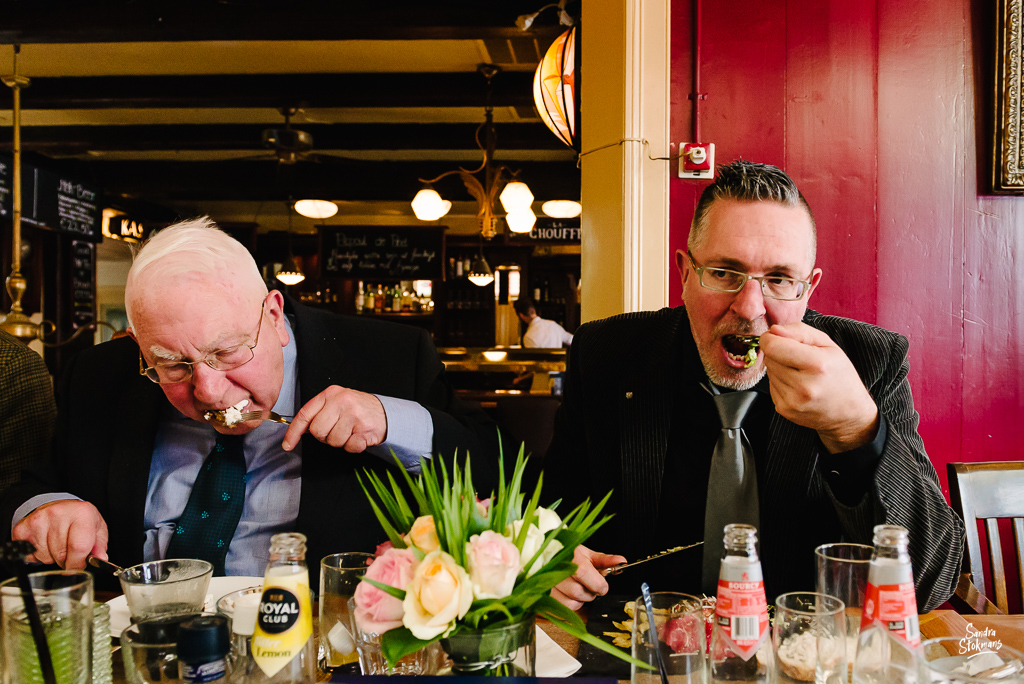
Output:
[204, 399, 249, 427]
[730, 334, 760, 368]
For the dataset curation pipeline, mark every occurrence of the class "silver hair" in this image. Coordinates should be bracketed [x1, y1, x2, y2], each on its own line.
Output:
[688, 160, 816, 263]
[125, 216, 266, 329]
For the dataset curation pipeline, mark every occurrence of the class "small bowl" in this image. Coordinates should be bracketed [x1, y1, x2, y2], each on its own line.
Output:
[118, 559, 213, 622]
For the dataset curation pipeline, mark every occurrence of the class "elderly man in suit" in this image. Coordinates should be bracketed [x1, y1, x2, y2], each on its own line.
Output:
[545, 160, 964, 612]
[2, 217, 498, 586]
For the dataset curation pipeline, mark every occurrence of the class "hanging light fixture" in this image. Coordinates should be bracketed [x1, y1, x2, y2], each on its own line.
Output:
[467, 253, 494, 287]
[276, 199, 306, 286]
[541, 199, 582, 218]
[293, 199, 338, 219]
[534, 26, 579, 150]
[411, 64, 533, 239]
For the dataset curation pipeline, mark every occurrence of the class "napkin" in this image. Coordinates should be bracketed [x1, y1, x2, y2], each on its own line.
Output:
[536, 625, 583, 677]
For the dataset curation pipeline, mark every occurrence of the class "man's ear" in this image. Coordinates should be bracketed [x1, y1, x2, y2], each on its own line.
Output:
[675, 249, 690, 290]
[805, 267, 823, 301]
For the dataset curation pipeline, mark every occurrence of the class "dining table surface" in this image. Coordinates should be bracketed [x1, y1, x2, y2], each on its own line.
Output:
[95, 586, 1024, 683]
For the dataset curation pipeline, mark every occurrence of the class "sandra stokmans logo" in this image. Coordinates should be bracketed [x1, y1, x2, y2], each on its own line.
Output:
[959, 622, 1003, 655]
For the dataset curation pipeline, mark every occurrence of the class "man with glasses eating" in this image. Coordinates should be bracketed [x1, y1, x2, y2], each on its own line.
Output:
[544, 160, 964, 612]
[2, 217, 498, 585]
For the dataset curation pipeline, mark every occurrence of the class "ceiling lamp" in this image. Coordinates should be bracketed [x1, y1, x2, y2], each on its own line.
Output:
[294, 199, 338, 219]
[411, 187, 452, 221]
[534, 26, 579, 150]
[499, 181, 534, 213]
[467, 253, 495, 287]
[506, 208, 537, 234]
[412, 64, 532, 239]
[542, 199, 582, 218]
[516, 0, 574, 31]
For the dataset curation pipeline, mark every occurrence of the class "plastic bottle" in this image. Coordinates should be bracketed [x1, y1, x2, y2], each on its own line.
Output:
[709, 523, 770, 683]
[355, 281, 365, 314]
[249, 533, 316, 683]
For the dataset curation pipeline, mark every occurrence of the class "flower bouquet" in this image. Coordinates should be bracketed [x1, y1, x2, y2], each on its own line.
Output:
[353, 446, 646, 676]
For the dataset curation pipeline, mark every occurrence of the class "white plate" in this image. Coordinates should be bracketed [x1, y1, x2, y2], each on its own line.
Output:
[107, 575, 263, 637]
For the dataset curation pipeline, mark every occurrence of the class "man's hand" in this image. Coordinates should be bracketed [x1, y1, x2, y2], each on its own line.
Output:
[282, 385, 388, 453]
[551, 545, 626, 611]
[760, 322, 880, 453]
[11, 500, 108, 569]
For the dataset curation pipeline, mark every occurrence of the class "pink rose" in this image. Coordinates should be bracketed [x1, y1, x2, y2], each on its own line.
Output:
[354, 547, 418, 634]
[465, 530, 520, 599]
[475, 497, 492, 517]
[374, 540, 395, 558]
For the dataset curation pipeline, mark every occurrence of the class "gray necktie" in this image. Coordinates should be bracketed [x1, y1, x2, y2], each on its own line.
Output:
[702, 389, 759, 595]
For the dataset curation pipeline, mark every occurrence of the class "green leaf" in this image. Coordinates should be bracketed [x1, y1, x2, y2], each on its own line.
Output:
[359, 576, 407, 601]
[535, 596, 655, 670]
[380, 627, 438, 669]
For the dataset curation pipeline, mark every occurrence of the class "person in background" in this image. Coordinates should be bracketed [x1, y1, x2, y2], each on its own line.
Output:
[543, 160, 964, 612]
[2, 217, 500, 586]
[514, 297, 573, 348]
[0, 330, 56, 496]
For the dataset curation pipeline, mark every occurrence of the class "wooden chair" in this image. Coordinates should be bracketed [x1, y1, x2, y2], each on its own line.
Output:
[947, 461, 1024, 614]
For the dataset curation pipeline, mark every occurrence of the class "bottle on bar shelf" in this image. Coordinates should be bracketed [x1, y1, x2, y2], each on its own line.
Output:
[355, 281, 365, 314]
[710, 523, 770, 683]
[247, 533, 316, 683]
[365, 283, 375, 313]
[852, 524, 919, 682]
[374, 284, 384, 314]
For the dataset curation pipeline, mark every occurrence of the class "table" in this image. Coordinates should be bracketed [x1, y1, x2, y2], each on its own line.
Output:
[921, 610, 1024, 652]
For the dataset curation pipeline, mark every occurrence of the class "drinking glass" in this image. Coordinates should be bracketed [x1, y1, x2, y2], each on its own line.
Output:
[214, 585, 262, 677]
[347, 596, 442, 675]
[0, 570, 94, 684]
[917, 636, 1024, 682]
[630, 592, 707, 684]
[771, 592, 846, 684]
[851, 624, 917, 684]
[319, 552, 373, 670]
[118, 559, 213, 622]
[121, 612, 218, 684]
[816, 542, 872, 680]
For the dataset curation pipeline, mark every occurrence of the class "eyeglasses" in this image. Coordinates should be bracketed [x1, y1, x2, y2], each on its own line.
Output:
[687, 251, 812, 301]
[139, 295, 269, 384]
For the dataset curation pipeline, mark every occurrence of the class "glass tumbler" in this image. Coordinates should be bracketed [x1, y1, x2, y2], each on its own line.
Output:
[770, 592, 846, 684]
[917, 636, 1024, 682]
[630, 592, 707, 684]
[0, 570, 94, 684]
[319, 552, 373, 671]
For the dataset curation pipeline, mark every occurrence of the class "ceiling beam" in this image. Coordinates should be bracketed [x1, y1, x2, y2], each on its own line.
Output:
[0, 1, 567, 44]
[1, 123, 565, 153]
[0, 72, 537, 110]
[85, 159, 580, 203]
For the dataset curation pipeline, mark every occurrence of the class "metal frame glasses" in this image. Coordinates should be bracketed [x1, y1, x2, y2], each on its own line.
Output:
[687, 251, 812, 301]
[138, 294, 269, 384]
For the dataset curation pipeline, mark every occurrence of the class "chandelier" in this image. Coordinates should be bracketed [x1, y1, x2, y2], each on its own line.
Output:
[411, 64, 536, 239]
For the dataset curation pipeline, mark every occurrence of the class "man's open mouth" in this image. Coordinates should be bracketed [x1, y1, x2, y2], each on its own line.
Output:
[722, 334, 760, 367]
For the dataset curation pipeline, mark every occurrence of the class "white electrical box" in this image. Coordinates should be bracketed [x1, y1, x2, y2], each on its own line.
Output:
[678, 142, 715, 179]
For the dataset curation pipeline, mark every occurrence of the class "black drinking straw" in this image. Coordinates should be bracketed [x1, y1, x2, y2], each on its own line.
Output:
[0, 540, 58, 684]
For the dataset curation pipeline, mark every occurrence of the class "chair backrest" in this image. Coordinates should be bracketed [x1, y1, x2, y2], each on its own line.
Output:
[947, 461, 1024, 614]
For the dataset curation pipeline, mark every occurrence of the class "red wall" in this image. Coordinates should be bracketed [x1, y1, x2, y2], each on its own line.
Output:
[670, 0, 1024, 481]
[669, 0, 1024, 609]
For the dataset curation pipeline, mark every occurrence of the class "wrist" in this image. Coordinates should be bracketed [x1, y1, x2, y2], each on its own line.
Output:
[818, 402, 880, 454]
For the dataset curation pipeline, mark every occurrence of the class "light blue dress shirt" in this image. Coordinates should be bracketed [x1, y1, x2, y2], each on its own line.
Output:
[14, 315, 434, 575]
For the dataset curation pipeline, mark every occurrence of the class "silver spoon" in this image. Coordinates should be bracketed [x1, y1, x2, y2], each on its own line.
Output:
[87, 555, 124, 577]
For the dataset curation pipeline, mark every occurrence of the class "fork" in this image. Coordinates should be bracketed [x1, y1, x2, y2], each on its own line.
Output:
[238, 410, 292, 425]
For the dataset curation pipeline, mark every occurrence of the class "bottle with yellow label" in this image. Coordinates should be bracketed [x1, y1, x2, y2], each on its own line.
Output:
[248, 533, 316, 683]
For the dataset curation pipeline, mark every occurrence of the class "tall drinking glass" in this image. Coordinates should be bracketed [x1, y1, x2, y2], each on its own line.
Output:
[0, 571, 94, 684]
[816, 542, 872, 681]
[319, 552, 373, 671]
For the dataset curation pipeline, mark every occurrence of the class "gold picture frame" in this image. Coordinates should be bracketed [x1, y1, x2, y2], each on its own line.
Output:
[995, 0, 1024, 192]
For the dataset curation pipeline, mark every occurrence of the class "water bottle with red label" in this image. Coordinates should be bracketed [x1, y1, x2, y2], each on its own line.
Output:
[710, 524, 770, 682]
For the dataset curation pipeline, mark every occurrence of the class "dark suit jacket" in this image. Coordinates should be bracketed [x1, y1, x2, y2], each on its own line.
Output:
[0, 330, 56, 495]
[1, 297, 500, 589]
[543, 306, 965, 612]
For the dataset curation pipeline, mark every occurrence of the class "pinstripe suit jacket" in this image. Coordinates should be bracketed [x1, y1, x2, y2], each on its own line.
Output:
[544, 306, 964, 611]
[0, 331, 56, 495]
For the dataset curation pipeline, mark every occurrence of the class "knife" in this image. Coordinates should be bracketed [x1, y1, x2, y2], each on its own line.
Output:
[601, 542, 703, 576]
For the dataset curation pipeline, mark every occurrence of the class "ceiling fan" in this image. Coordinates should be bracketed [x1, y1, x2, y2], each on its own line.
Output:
[261, 107, 316, 164]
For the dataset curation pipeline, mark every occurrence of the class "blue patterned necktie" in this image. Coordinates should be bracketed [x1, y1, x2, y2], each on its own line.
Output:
[702, 390, 759, 595]
[165, 434, 246, 576]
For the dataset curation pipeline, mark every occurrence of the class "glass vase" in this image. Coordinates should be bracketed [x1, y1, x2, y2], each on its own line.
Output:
[440, 617, 536, 676]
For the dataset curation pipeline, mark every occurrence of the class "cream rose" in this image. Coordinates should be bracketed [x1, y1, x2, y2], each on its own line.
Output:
[402, 550, 473, 640]
[466, 531, 520, 599]
[353, 547, 418, 634]
[510, 508, 564, 577]
[406, 515, 440, 553]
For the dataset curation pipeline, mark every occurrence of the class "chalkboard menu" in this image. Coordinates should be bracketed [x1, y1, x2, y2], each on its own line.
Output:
[320, 225, 444, 279]
[71, 240, 95, 329]
[0, 155, 102, 242]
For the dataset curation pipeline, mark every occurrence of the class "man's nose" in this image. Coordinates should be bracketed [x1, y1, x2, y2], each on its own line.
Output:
[729, 278, 767, 321]
[190, 361, 229, 404]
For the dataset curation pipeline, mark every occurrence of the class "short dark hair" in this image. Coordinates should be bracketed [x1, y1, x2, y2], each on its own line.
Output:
[689, 160, 816, 263]
[513, 297, 536, 316]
